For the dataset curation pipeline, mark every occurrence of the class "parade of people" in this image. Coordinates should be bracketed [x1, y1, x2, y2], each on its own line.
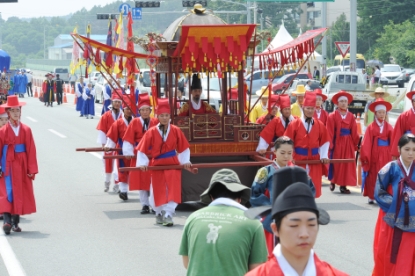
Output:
[1, 1, 415, 275]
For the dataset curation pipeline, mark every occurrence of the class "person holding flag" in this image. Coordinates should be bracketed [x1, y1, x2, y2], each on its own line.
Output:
[75, 77, 85, 116]
[82, 82, 95, 119]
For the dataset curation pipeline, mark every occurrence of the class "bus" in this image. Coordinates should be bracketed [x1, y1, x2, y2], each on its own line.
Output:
[333, 54, 366, 73]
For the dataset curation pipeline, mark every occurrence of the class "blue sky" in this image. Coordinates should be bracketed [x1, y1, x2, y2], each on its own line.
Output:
[0, 0, 123, 20]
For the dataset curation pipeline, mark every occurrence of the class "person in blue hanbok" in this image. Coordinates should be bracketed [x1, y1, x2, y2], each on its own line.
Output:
[373, 133, 415, 276]
[250, 136, 316, 255]
[82, 83, 95, 119]
[18, 70, 27, 98]
[76, 77, 85, 117]
[101, 83, 112, 115]
[12, 72, 20, 95]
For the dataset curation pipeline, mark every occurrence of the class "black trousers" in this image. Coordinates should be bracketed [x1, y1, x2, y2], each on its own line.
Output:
[57, 91, 63, 104]
[27, 82, 33, 96]
[2, 213, 19, 225]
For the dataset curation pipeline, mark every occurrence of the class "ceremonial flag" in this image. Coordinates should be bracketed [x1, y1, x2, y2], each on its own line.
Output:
[70, 26, 80, 75]
[126, 11, 138, 115]
[84, 24, 92, 78]
[104, 19, 113, 70]
[114, 13, 125, 76]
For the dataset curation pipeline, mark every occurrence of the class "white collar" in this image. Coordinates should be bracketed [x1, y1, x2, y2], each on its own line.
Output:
[400, 156, 413, 176]
[209, 198, 247, 211]
[274, 244, 316, 276]
[375, 118, 384, 127]
[191, 99, 202, 110]
[157, 122, 171, 142]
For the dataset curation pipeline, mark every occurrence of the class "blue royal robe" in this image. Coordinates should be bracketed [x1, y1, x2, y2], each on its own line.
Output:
[76, 82, 85, 115]
[101, 84, 112, 115]
[82, 88, 95, 116]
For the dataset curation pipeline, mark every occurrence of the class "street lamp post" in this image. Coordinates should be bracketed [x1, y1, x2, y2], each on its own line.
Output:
[211, 0, 251, 23]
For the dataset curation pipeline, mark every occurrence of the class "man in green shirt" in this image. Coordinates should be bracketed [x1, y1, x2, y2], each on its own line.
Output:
[179, 169, 268, 276]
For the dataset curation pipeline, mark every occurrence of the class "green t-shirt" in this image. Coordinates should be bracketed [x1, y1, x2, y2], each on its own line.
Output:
[179, 204, 268, 276]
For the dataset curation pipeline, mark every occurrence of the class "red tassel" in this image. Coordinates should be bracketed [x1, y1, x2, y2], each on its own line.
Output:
[95, 48, 101, 64]
[119, 57, 123, 71]
[105, 51, 113, 68]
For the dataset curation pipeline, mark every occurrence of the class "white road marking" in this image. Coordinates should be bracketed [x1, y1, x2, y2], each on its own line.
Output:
[25, 117, 38, 122]
[89, 152, 102, 159]
[48, 129, 67, 138]
[0, 233, 27, 276]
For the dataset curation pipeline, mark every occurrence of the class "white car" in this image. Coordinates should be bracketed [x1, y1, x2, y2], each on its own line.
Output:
[380, 64, 405, 88]
[89, 71, 101, 86]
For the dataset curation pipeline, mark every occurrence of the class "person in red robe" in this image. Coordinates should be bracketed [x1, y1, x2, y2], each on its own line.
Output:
[284, 92, 330, 198]
[96, 92, 123, 193]
[245, 168, 347, 276]
[256, 94, 279, 125]
[313, 88, 329, 124]
[0, 95, 38, 235]
[373, 134, 415, 276]
[178, 74, 216, 116]
[104, 95, 134, 201]
[136, 98, 191, 226]
[256, 95, 295, 158]
[390, 90, 415, 159]
[326, 91, 360, 194]
[122, 94, 158, 214]
[360, 98, 393, 204]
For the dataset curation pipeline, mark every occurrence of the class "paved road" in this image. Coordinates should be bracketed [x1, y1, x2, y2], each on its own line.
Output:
[0, 95, 386, 275]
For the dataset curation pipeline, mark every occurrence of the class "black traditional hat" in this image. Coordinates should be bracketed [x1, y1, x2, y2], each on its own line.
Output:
[190, 74, 202, 90]
[245, 167, 329, 225]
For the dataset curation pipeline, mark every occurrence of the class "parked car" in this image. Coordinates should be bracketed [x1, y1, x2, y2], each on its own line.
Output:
[271, 72, 313, 93]
[201, 76, 238, 110]
[53, 68, 69, 82]
[89, 71, 101, 86]
[244, 70, 280, 94]
[380, 64, 405, 88]
[401, 68, 415, 82]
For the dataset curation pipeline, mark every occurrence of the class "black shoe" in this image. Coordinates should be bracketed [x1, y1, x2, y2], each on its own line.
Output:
[80, 115, 84, 117]
[12, 225, 21, 232]
[3, 223, 11, 235]
[141, 205, 150, 214]
[119, 192, 128, 201]
[150, 208, 156, 214]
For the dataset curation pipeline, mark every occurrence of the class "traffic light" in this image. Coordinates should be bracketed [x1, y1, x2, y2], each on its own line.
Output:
[306, 2, 314, 8]
[135, 1, 160, 8]
[96, 14, 117, 20]
[182, 1, 207, 7]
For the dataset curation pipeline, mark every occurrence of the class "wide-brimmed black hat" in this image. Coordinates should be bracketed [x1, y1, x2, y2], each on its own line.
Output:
[191, 74, 202, 90]
[245, 167, 329, 225]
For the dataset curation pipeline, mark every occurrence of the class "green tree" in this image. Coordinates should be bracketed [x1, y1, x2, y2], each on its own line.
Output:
[357, 0, 415, 55]
[326, 13, 350, 61]
[373, 20, 415, 67]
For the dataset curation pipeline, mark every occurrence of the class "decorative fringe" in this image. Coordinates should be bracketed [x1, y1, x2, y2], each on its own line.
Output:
[189, 142, 257, 154]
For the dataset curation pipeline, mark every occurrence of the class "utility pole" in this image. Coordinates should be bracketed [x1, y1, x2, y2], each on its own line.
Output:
[349, 0, 357, 72]
[44, 26, 46, 60]
[321, 2, 327, 77]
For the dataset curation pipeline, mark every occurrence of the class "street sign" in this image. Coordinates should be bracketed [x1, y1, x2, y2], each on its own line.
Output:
[335, 41, 350, 58]
[119, 3, 131, 16]
[132, 8, 142, 20]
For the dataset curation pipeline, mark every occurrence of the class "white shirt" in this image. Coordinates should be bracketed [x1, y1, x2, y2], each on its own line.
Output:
[26, 74, 32, 83]
[374, 69, 381, 78]
[375, 118, 384, 134]
[400, 156, 413, 176]
[274, 244, 316, 276]
[9, 121, 20, 136]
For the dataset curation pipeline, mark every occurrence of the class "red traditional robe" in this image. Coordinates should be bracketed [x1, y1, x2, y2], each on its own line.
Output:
[245, 254, 348, 276]
[314, 108, 329, 125]
[360, 121, 393, 200]
[137, 124, 189, 206]
[260, 117, 289, 144]
[284, 118, 329, 198]
[256, 114, 276, 125]
[326, 111, 360, 186]
[97, 110, 122, 173]
[390, 109, 415, 158]
[106, 116, 131, 183]
[122, 117, 158, 190]
[0, 123, 38, 215]
[178, 101, 216, 116]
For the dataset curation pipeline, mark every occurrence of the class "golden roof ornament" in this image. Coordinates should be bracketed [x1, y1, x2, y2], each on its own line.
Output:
[191, 3, 206, 14]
